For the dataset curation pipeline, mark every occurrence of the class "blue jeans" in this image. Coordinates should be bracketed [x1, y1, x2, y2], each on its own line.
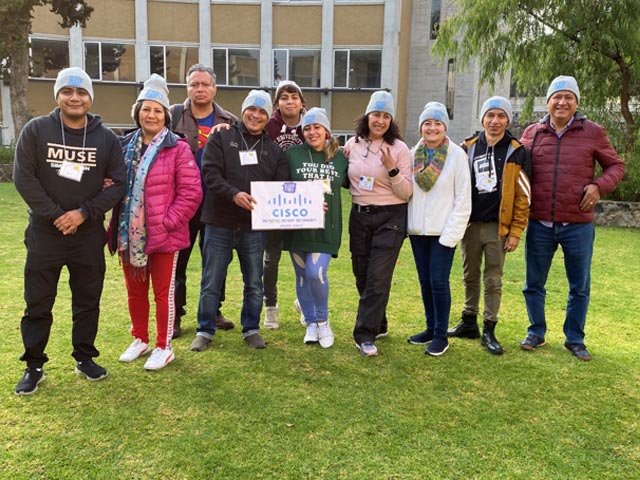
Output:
[409, 235, 456, 339]
[197, 226, 266, 336]
[523, 221, 594, 344]
[289, 251, 332, 324]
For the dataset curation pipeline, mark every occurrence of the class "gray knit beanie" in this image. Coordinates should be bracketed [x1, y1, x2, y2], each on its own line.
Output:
[418, 102, 449, 130]
[302, 107, 331, 135]
[137, 74, 170, 109]
[54, 67, 94, 101]
[242, 90, 273, 117]
[365, 91, 396, 119]
[546, 75, 580, 104]
[480, 96, 512, 124]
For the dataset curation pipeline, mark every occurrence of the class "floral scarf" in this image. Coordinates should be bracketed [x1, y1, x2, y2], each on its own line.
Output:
[413, 137, 449, 192]
[118, 127, 169, 269]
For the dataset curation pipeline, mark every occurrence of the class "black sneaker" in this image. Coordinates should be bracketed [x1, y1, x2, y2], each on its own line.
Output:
[75, 359, 108, 381]
[15, 367, 45, 396]
[425, 337, 449, 356]
[520, 334, 546, 351]
[407, 329, 434, 345]
[564, 343, 592, 361]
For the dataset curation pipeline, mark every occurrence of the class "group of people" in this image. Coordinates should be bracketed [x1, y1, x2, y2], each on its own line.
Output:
[13, 65, 624, 395]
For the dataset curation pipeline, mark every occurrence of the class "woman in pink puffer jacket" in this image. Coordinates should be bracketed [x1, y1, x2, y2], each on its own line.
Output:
[108, 74, 202, 371]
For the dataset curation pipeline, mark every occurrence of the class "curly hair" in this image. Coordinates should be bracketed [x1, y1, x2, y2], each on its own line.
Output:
[353, 114, 402, 145]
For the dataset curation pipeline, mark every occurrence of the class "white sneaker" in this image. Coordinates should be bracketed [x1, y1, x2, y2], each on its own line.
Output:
[317, 321, 334, 349]
[294, 299, 306, 326]
[143, 348, 175, 371]
[119, 338, 151, 362]
[264, 305, 279, 329]
[303, 323, 319, 344]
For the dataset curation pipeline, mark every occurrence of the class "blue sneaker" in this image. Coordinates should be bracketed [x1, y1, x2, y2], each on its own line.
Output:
[425, 337, 449, 356]
[520, 334, 546, 351]
[407, 329, 434, 345]
[358, 342, 378, 357]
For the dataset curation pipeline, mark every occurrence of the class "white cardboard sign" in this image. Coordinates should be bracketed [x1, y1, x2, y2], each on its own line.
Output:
[250, 180, 325, 230]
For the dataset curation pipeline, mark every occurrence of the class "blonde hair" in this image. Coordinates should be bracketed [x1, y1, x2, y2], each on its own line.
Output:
[324, 137, 341, 161]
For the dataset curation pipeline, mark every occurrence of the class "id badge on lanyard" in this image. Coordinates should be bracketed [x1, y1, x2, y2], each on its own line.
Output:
[240, 150, 258, 166]
[58, 160, 84, 182]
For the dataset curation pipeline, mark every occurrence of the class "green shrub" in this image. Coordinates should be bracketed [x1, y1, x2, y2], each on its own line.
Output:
[0, 146, 15, 164]
[605, 153, 640, 202]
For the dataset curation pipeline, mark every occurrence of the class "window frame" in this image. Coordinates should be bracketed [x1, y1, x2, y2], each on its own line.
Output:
[28, 36, 70, 80]
[212, 46, 261, 87]
[333, 48, 382, 90]
[273, 48, 322, 88]
[149, 43, 200, 84]
[84, 40, 136, 83]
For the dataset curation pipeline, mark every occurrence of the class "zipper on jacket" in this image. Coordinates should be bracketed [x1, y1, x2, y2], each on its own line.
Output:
[550, 136, 562, 222]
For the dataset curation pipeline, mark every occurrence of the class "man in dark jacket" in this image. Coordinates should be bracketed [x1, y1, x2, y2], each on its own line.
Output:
[519, 75, 624, 361]
[13, 67, 126, 395]
[449, 96, 531, 355]
[170, 64, 237, 337]
[191, 90, 289, 351]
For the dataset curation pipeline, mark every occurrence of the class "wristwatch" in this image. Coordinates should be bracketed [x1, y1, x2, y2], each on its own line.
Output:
[388, 168, 399, 177]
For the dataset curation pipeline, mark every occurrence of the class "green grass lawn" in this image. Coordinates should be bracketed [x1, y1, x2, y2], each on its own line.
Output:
[1, 182, 638, 479]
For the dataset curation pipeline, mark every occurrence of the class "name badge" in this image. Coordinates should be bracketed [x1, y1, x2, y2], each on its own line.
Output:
[240, 150, 258, 166]
[359, 175, 374, 191]
[476, 173, 497, 193]
[58, 161, 84, 182]
[321, 178, 332, 194]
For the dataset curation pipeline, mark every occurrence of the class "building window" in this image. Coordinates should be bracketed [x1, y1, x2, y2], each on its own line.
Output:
[430, 0, 441, 40]
[29, 38, 69, 79]
[334, 49, 381, 89]
[446, 58, 455, 119]
[85, 42, 135, 82]
[334, 132, 352, 146]
[213, 48, 260, 86]
[149, 45, 199, 84]
[273, 49, 321, 87]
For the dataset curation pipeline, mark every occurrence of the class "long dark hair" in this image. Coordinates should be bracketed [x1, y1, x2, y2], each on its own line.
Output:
[353, 114, 403, 145]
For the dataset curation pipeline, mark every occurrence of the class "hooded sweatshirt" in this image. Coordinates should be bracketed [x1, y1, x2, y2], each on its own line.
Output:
[265, 109, 305, 150]
[14, 109, 126, 233]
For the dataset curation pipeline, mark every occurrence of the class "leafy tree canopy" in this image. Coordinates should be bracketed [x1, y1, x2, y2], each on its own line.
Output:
[433, 0, 640, 155]
[0, 0, 93, 140]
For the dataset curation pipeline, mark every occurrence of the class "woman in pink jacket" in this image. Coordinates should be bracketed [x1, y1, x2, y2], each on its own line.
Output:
[109, 75, 202, 370]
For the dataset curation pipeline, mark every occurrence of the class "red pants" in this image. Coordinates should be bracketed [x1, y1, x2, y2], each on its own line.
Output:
[122, 252, 178, 349]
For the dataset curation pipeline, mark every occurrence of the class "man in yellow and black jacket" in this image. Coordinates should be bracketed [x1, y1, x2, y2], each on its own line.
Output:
[448, 96, 531, 355]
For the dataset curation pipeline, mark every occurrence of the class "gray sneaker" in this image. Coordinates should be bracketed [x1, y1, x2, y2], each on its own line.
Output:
[244, 332, 266, 349]
[190, 335, 211, 352]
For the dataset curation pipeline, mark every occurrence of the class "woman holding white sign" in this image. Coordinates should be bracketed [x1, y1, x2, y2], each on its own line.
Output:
[345, 91, 413, 357]
[282, 108, 348, 348]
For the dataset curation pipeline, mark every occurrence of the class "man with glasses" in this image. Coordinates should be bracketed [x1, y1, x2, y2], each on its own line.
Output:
[170, 64, 237, 339]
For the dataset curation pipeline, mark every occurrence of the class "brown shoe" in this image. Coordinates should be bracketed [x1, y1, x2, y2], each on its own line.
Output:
[216, 314, 234, 330]
[172, 317, 182, 339]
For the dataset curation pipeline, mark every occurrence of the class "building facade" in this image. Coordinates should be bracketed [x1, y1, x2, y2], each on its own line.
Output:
[2, 0, 509, 146]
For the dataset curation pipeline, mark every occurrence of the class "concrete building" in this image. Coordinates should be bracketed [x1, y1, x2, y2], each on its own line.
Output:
[2, 0, 511, 146]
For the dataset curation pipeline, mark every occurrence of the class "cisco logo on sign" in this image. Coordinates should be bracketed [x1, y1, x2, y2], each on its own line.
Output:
[269, 182, 314, 218]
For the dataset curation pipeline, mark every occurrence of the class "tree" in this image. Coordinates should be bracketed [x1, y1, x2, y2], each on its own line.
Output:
[0, 0, 93, 141]
[433, 0, 640, 156]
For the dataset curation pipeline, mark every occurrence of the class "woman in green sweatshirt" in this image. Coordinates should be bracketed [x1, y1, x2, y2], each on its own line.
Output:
[282, 108, 348, 349]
